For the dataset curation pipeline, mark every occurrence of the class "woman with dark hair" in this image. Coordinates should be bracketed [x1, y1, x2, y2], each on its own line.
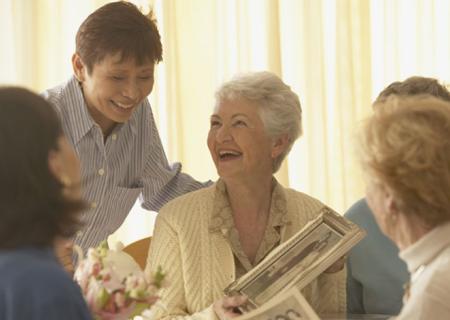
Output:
[0, 87, 92, 319]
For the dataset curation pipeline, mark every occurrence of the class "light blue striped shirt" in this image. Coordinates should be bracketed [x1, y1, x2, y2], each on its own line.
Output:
[42, 77, 208, 251]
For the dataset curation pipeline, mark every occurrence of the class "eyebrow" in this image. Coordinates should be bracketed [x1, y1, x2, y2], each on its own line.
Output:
[108, 67, 154, 73]
[210, 113, 250, 120]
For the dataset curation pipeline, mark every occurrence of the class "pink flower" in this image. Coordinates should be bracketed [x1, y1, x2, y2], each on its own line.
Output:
[114, 291, 126, 308]
[73, 241, 165, 319]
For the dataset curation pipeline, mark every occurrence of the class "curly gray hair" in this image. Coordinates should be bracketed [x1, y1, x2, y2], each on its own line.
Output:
[215, 71, 302, 172]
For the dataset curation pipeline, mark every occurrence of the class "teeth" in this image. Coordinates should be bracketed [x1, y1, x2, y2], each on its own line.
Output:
[219, 150, 241, 156]
[113, 101, 133, 109]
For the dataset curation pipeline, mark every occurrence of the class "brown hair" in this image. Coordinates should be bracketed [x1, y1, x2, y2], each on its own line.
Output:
[375, 76, 450, 103]
[0, 87, 85, 249]
[359, 96, 450, 228]
[76, 1, 163, 73]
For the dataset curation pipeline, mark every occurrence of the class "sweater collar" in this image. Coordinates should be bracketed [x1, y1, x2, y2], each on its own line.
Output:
[208, 178, 290, 234]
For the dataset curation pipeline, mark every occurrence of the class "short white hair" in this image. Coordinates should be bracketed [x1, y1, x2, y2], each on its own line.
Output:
[215, 71, 302, 172]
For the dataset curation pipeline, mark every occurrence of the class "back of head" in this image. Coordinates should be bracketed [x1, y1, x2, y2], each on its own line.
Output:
[375, 76, 450, 103]
[215, 71, 302, 172]
[76, 1, 162, 72]
[359, 95, 450, 227]
[0, 87, 83, 249]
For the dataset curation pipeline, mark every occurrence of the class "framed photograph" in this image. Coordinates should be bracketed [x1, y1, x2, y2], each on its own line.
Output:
[224, 207, 366, 310]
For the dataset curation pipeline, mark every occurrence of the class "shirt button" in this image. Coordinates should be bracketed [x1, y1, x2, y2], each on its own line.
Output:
[91, 202, 98, 209]
[98, 168, 105, 176]
[111, 134, 117, 141]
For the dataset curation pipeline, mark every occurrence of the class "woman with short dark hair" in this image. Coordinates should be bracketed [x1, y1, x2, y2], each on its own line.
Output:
[0, 87, 91, 319]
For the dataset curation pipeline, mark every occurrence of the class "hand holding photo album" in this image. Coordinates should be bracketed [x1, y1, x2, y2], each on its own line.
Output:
[224, 207, 366, 312]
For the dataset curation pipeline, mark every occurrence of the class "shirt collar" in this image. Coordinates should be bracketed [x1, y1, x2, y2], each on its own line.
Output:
[399, 221, 450, 273]
[62, 77, 97, 145]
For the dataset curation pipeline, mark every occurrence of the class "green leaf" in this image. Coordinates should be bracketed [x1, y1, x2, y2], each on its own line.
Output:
[130, 302, 151, 318]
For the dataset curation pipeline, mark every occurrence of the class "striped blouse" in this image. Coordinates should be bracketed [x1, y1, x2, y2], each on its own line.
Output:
[42, 77, 207, 251]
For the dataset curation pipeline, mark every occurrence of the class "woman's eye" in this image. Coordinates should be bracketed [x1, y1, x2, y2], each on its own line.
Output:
[111, 76, 125, 81]
[210, 121, 221, 128]
[139, 76, 153, 81]
[234, 120, 247, 127]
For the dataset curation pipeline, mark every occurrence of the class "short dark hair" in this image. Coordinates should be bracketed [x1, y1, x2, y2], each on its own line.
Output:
[0, 87, 85, 249]
[375, 76, 450, 103]
[75, 1, 163, 73]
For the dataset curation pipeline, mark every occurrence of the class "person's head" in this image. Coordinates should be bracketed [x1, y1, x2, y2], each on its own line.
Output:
[208, 71, 302, 180]
[358, 96, 450, 247]
[72, 1, 162, 135]
[0, 87, 85, 249]
[375, 76, 450, 103]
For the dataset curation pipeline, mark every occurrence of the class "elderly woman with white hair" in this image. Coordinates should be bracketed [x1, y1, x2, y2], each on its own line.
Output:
[146, 72, 346, 320]
[357, 96, 450, 320]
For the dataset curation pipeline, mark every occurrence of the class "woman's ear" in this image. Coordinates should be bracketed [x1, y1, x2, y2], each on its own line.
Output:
[271, 134, 290, 159]
[72, 53, 85, 82]
[48, 149, 62, 181]
[384, 189, 400, 221]
[48, 149, 71, 186]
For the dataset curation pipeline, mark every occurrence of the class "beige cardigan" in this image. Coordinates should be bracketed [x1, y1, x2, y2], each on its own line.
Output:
[146, 183, 346, 320]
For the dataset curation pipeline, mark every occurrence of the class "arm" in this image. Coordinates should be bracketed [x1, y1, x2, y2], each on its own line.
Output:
[43, 295, 93, 320]
[54, 237, 74, 274]
[314, 267, 346, 314]
[21, 267, 92, 320]
[141, 107, 211, 211]
[146, 213, 217, 320]
[346, 258, 365, 314]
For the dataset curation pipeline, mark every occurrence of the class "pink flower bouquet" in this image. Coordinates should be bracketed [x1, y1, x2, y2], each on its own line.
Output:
[74, 241, 164, 320]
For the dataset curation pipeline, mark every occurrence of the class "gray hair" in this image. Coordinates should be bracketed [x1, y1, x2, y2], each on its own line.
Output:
[215, 71, 302, 172]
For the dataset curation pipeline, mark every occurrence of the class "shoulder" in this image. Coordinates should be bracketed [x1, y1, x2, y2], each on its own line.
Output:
[17, 257, 77, 294]
[410, 259, 450, 316]
[157, 184, 216, 224]
[345, 198, 372, 220]
[0, 250, 72, 290]
[0, 251, 90, 317]
[135, 98, 155, 130]
[41, 80, 71, 113]
[283, 187, 327, 212]
[280, 187, 334, 227]
[429, 247, 450, 286]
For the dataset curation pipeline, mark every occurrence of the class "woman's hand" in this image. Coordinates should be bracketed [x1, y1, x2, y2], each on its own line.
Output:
[323, 255, 346, 274]
[213, 295, 247, 320]
[54, 238, 75, 275]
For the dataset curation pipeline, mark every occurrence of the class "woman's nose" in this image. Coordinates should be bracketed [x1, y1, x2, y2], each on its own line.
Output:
[122, 81, 139, 100]
[217, 125, 232, 142]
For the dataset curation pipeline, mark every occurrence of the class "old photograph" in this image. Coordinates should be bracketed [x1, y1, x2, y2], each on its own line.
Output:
[243, 224, 342, 305]
[225, 207, 366, 309]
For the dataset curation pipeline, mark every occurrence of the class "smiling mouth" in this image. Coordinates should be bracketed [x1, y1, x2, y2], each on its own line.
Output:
[111, 100, 135, 111]
[218, 150, 242, 161]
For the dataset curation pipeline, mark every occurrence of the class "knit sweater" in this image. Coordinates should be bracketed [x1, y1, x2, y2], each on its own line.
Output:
[146, 183, 346, 320]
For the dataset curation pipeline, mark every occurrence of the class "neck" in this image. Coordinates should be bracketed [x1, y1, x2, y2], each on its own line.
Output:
[394, 214, 431, 250]
[224, 175, 273, 220]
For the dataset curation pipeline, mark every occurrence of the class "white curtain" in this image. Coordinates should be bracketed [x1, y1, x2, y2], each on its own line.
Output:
[1, 0, 450, 245]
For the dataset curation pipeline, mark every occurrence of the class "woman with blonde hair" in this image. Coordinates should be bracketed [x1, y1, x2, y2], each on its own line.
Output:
[357, 95, 450, 319]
